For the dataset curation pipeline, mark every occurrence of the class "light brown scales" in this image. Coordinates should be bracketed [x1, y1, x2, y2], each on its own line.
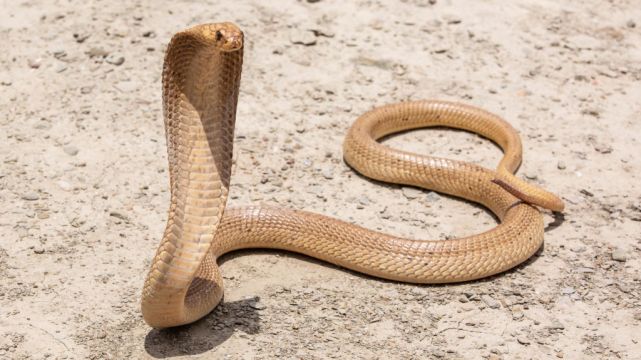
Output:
[141, 23, 564, 328]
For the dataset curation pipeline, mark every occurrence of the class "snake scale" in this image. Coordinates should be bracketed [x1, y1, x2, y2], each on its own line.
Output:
[141, 23, 564, 328]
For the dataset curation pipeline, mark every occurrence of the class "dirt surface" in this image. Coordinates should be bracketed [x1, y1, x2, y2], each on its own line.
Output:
[1, 0, 640, 359]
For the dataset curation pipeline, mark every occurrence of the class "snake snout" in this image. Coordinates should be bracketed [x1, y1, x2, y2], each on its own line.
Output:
[210, 24, 244, 52]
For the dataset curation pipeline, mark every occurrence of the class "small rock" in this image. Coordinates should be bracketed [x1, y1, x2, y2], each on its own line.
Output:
[106, 54, 125, 66]
[109, 211, 128, 221]
[426, 191, 441, 202]
[358, 196, 370, 206]
[547, 320, 565, 330]
[557, 161, 566, 170]
[611, 247, 627, 262]
[310, 28, 335, 38]
[401, 187, 422, 199]
[28, 58, 42, 69]
[55, 63, 68, 73]
[524, 172, 538, 180]
[517, 336, 531, 345]
[580, 189, 594, 197]
[57, 180, 72, 191]
[87, 47, 109, 58]
[626, 20, 636, 28]
[73, 32, 90, 43]
[63, 145, 79, 156]
[22, 192, 40, 201]
[481, 294, 501, 309]
[321, 168, 334, 180]
[248, 299, 266, 310]
[290, 30, 317, 46]
[33, 247, 45, 254]
[142, 30, 156, 38]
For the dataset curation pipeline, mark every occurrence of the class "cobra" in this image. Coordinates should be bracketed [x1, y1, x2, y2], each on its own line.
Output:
[141, 23, 564, 328]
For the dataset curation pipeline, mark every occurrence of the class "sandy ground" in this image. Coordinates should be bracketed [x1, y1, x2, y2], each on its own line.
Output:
[1, 0, 640, 359]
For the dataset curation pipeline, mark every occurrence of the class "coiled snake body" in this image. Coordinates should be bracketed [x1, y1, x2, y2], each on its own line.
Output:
[141, 23, 564, 328]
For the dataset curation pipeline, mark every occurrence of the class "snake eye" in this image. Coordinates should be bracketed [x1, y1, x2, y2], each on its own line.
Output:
[215, 30, 223, 41]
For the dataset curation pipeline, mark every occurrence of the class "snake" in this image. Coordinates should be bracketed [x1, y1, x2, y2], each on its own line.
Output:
[140, 23, 564, 328]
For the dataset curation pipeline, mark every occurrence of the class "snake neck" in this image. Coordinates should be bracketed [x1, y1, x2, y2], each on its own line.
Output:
[141, 25, 243, 328]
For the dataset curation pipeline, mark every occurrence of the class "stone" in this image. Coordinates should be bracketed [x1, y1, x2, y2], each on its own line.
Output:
[63, 145, 79, 156]
[87, 47, 109, 58]
[481, 294, 501, 309]
[290, 30, 317, 46]
[321, 168, 334, 180]
[611, 247, 627, 262]
[22, 192, 40, 201]
[106, 54, 125, 66]
[402, 187, 422, 200]
[28, 58, 42, 69]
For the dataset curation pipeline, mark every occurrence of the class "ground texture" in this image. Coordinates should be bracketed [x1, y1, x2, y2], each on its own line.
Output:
[1, 0, 640, 359]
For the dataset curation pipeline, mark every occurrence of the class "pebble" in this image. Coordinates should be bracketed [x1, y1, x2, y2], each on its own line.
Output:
[358, 196, 370, 206]
[73, 32, 90, 43]
[63, 145, 79, 156]
[55, 64, 68, 73]
[557, 161, 566, 170]
[106, 54, 125, 66]
[321, 168, 334, 180]
[22, 192, 40, 201]
[28, 58, 42, 69]
[517, 336, 531, 345]
[33, 247, 45, 254]
[248, 299, 266, 310]
[626, 20, 636, 28]
[290, 30, 317, 46]
[611, 247, 627, 262]
[87, 47, 109, 58]
[57, 180, 72, 191]
[546, 320, 565, 331]
[109, 211, 128, 221]
[426, 191, 441, 202]
[402, 187, 422, 200]
[524, 172, 538, 180]
[481, 294, 501, 309]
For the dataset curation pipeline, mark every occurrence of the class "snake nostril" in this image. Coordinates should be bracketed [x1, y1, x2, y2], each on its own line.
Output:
[215, 30, 223, 41]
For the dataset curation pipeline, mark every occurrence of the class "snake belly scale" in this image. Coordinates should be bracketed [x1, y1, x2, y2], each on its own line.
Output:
[141, 23, 564, 328]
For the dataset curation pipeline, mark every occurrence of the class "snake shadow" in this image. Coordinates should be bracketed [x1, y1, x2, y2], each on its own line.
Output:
[144, 297, 261, 358]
